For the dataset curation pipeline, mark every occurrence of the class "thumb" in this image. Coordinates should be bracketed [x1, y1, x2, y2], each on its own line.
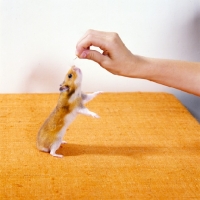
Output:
[79, 50, 107, 65]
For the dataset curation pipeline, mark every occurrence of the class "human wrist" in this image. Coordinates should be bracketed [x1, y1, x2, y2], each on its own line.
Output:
[127, 55, 152, 79]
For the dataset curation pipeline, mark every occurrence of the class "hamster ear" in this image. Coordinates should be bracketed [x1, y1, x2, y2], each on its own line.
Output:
[59, 85, 69, 92]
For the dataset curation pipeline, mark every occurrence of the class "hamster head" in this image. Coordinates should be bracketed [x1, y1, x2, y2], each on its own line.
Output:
[59, 65, 82, 93]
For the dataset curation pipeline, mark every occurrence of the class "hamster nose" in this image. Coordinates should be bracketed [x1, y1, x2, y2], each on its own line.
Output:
[73, 67, 81, 73]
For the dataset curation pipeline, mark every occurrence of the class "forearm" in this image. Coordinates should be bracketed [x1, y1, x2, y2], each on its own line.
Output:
[133, 56, 200, 96]
[76, 30, 200, 96]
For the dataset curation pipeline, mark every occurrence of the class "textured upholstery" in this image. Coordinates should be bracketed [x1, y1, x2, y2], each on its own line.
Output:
[0, 93, 199, 199]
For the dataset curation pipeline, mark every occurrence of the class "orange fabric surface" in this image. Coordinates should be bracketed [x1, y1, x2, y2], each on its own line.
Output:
[0, 93, 200, 199]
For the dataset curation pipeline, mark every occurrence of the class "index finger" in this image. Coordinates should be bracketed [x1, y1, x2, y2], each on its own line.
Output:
[76, 29, 110, 56]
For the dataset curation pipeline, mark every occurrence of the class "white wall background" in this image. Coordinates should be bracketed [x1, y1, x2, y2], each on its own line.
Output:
[1, 0, 200, 121]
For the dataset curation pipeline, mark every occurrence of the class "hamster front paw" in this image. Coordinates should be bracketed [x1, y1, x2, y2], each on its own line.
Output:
[78, 107, 100, 118]
[94, 91, 104, 95]
[90, 112, 100, 118]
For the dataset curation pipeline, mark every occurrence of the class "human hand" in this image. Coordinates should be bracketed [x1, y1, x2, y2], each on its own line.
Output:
[75, 29, 137, 76]
[76, 30, 200, 96]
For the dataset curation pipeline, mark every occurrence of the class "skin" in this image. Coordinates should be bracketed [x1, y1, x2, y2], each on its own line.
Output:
[76, 29, 200, 96]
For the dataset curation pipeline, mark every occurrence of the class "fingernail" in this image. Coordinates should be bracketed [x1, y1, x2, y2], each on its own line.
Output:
[80, 51, 87, 58]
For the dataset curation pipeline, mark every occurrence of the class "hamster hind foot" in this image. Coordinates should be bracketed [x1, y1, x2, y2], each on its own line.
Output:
[49, 140, 63, 158]
[50, 151, 63, 158]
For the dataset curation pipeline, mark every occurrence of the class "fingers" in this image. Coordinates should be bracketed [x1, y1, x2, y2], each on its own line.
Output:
[76, 30, 109, 56]
[79, 49, 109, 66]
[75, 29, 134, 77]
[76, 29, 119, 66]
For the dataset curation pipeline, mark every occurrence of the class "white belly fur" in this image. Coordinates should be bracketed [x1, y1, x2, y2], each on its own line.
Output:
[56, 108, 78, 141]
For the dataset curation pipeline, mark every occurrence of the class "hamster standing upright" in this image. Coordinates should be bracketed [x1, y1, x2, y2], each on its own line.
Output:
[37, 65, 102, 158]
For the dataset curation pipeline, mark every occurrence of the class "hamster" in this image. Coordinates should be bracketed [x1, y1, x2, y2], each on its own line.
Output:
[37, 65, 102, 158]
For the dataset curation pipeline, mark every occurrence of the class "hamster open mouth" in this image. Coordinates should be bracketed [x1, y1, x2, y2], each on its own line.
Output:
[59, 85, 69, 92]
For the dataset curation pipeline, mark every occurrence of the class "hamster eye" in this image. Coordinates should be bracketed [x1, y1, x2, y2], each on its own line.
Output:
[68, 74, 72, 79]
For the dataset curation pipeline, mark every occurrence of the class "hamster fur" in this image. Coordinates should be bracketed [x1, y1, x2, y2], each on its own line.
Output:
[37, 65, 102, 158]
